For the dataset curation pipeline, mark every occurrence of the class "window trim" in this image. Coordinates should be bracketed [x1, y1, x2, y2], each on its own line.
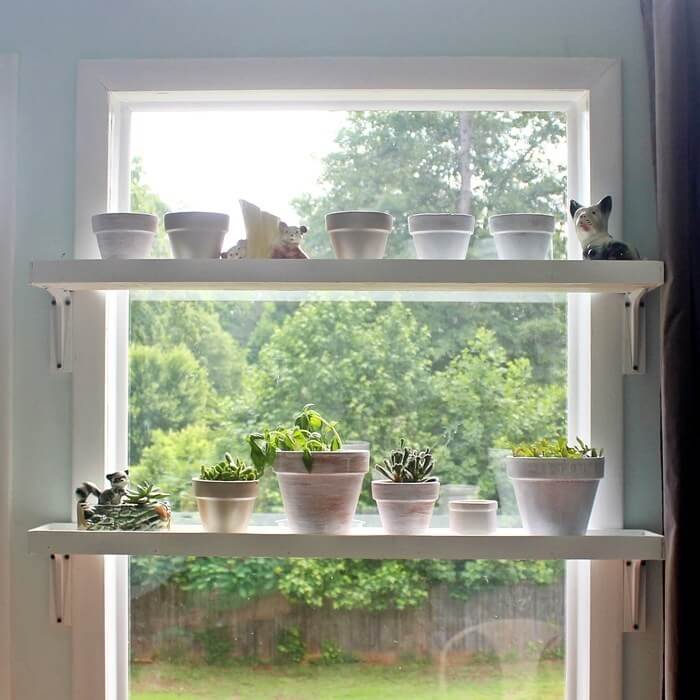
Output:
[71, 56, 652, 700]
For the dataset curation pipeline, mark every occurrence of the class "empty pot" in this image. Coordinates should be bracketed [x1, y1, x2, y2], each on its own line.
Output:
[408, 213, 474, 260]
[448, 499, 498, 534]
[92, 212, 158, 259]
[371, 480, 440, 535]
[326, 211, 393, 259]
[192, 479, 258, 533]
[488, 213, 555, 260]
[165, 211, 229, 259]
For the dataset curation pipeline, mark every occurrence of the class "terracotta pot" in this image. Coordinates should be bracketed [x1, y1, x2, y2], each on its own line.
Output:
[488, 213, 555, 260]
[192, 478, 258, 533]
[165, 211, 229, 259]
[92, 212, 158, 259]
[273, 451, 369, 534]
[371, 480, 440, 534]
[448, 499, 498, 534]
[325, 210, 393, 259]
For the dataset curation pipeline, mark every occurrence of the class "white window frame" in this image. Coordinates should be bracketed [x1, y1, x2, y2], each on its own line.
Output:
[69, 56, 659, 700]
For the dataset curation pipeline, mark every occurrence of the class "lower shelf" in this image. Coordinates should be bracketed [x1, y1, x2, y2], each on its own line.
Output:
[28, 523, 664, 560]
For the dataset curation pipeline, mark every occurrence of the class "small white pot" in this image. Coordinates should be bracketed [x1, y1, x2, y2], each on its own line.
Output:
[274, 451, 369, 534]
[326, 211, 393, 259]
[92, 212, 158, 259]
[408, 213, 474, 260]
[192, 479, 258, 533]
[506, 456, 604, 535]
[448, 500, 498, 534]
[488, 213, 555, 260]
[164, 211, 229, 259]
[371, 480, 440, 535]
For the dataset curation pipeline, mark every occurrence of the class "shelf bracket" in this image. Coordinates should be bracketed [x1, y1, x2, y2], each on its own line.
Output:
[49, 554, 72, 626]
[623, 289, 647, 375]
[46, 287, 72, 373]
[623, 560, 647, 633]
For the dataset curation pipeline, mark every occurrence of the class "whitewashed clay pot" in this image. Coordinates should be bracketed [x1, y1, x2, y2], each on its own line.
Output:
[448, 500, 498, 534]
[92, 212, 158, 259]
[273, 451, 369, 534]
[164, 211, 229, 259]
[506, 457, 604, 535]
[488, 213, 555, 260]
[371, 480, 440, 535]
[192, 479, 258, 533]
[408, 213, 475, 260]
[326, 211, 393, 259]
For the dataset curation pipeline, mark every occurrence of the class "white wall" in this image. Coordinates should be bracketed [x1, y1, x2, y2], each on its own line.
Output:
[0, 2, 660, 698]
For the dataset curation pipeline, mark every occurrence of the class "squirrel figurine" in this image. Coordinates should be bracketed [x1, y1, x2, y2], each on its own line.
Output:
[75, 470, 130, 506]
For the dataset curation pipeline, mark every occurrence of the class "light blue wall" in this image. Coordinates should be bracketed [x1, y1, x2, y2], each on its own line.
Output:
[1, 1, 660, 698]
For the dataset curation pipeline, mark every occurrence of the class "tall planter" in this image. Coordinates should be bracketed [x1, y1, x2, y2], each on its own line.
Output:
[506, 457, 604, 535]
[273, 451, 369, 534]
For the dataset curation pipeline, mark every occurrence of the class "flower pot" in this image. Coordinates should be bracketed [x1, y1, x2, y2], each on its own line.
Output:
[448, 500, 498, 534]
[192, 478, 259, 533]
[371, 480, 440, 535]
[408, 213, 474, 260]
[164, 211, 229, 259]
[506, 456, 604, 535]
[326, 211, 393, 259]
[77, 501, 171, 531]
[92, 212, 158, 259]
[273, 450, 369, 534]
[488, 213, 555, 260]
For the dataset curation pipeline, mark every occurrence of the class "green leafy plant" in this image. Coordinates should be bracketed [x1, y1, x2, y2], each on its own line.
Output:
[124, 480, 170, 505]
[511, 437, 603, 459]
[199, 452, 260, 481]
[276, 626, 306, 664]
[247, 404, 342, 472]
[194, 625, 233, 666]
[375, 439, 437, 483]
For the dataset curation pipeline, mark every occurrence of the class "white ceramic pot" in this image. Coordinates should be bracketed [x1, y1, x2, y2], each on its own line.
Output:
[448, 500, 498, 534]
[488, 213, 555, 260]
[506, 456, 604, 535]
[164, 211, 229, 259]
[371, 480, 440, 535]
[92, 212, 158, 259]
[408, 213, 474, 260]
[273, 450, 369, 534]
[192, 479, 258, 533]
[326, 211, 393, 259]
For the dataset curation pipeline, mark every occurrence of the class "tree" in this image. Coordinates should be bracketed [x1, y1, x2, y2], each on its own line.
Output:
[130, 156, 172, 257]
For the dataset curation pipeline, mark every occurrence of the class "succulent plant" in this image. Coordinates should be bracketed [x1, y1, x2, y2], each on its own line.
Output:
[511, 437, 603, 459]
[375, 439, 437, 483]
[200, 452, 260, 481]
[124, 480, 170, 505]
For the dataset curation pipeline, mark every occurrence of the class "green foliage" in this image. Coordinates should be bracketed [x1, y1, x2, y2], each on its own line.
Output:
[248, 404, 343, 472]
[200, 452, 260, 481]
[276, 627, 305, 664]
[375, 439, 437, 483]
[511, 437, 602, 458]
[124, 481, 169, 506]
[318, 640, 355, 665]
[130, 156, 171, 257]
[194, 626, 233, 666]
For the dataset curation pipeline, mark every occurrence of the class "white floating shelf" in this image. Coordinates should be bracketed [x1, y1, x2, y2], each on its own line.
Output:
[28, 524, 664, 561]
[30, 259, 664, 294]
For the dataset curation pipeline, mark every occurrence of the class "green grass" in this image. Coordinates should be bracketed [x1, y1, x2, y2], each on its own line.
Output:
[131, 659, 564, 699]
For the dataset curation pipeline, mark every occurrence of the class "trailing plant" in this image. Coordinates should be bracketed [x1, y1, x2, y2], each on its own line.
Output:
[511, 437, 603, 459]
[247, 404, 342, 472]
[375, 439, 437, 483]
[199, 452, 260, 481]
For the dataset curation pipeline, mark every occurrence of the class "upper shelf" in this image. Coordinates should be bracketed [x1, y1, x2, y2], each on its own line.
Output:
[29, 259, 664, 294]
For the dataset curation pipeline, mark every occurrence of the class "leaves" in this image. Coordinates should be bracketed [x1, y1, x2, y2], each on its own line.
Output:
[199, 452, 261, 481]
[511, 437, 603, 458]
[376, 439, 437, 483]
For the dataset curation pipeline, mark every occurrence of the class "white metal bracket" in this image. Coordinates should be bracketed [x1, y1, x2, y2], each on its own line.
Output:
[623, 290, 647, 375]
[623, 559, 647, 633]
[49, 553, 72, 626]
[47, 287, 72, 373]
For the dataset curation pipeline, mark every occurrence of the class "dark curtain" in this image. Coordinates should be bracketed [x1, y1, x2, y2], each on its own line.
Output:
[640, 1, 700, 698]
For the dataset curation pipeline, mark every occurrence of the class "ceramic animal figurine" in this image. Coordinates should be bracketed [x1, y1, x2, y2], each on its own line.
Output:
[221, 239, 248, 259]
[75, 470, 130, 506]
[569, 196, 639, 260]
[270, 222, 309, 259]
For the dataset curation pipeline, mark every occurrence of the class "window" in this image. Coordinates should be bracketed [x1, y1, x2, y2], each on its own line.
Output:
[69, 57, 641, 700]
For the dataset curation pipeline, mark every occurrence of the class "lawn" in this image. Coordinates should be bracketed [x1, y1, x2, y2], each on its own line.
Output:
[131, 660, 564, 699]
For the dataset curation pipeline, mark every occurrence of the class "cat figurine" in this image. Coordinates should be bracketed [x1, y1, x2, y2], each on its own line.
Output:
[569, 196, 639, 260]
[270, 222, 309, 259]
[75, 470, 130, 506]
[221, 239, 248, 260]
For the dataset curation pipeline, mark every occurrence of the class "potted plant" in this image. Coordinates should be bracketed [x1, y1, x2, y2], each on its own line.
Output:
[506, 437, 604, 535]
[247, 405, 369, 534]
[371, 439, 440, 534]
[192, 452, 261, 533]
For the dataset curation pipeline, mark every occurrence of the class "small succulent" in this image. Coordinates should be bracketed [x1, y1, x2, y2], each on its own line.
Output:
[511, 437, 603, 459]
[376, 439, 437, 483]
[200, 452, 260, 481]
[123, 481, 170, 506]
